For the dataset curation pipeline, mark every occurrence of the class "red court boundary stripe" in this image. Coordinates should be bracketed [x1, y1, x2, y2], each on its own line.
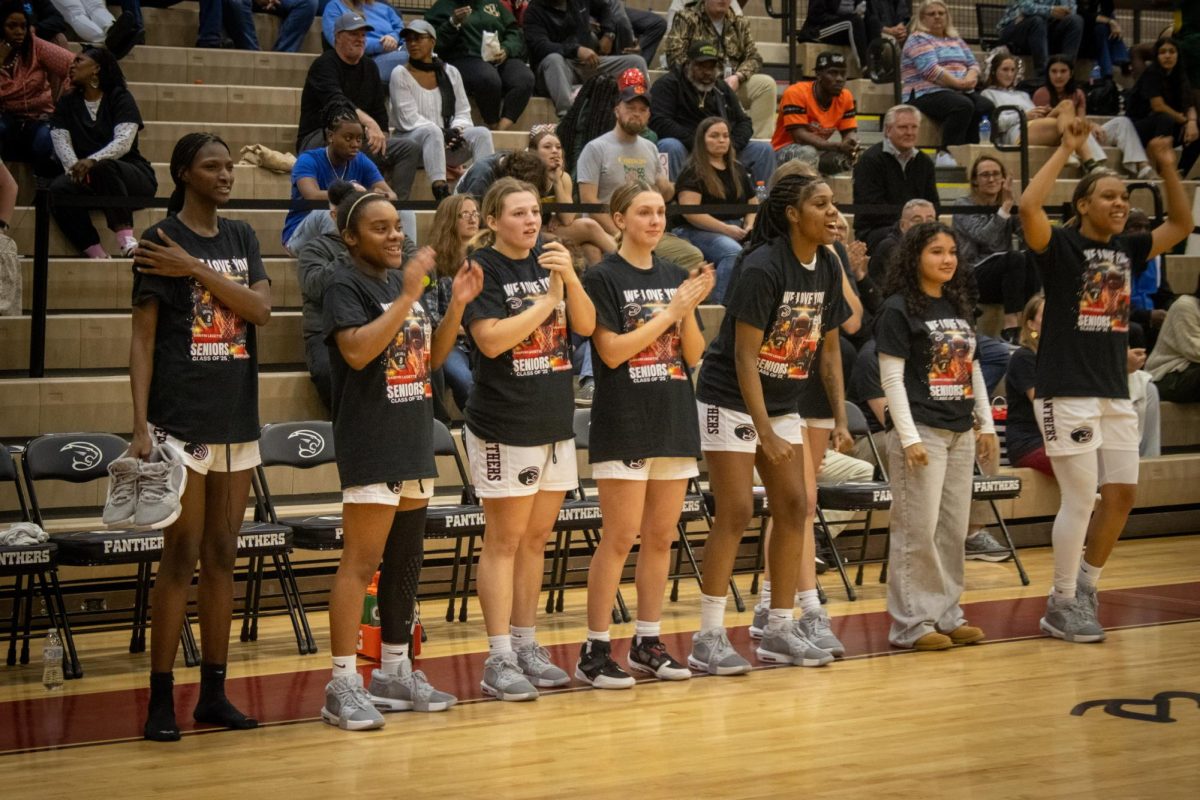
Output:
[2, 581, 1197, 756]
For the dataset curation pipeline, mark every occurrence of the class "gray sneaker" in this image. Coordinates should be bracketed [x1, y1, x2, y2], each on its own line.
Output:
[132, 445, 187, 530]
[757, 622, 835, 667]
[321, 674, 385, 731]
[481, 652, 540, 701]
[1076, 584, 1103, 634]
[514, 643, 570, 687]
[687, 627, 752, 675]
[749, 605, 768, 640]
[103, 456, 139, 528]
[965, 530, 1012, 562]
[368, 660, 457, 712]
[1039, 592, 1106, 643]
[797, 607, 845, 657]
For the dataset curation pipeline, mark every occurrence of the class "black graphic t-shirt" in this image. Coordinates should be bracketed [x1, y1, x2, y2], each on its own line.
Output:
[697, 238, 850, 415]
[582, 253, 701, 463]
[1032, 226, 1151, 399]
[323, 266, 436, 488]
[1003, 345, 1041, 462]
[462, 246, 574, 445]
[132, 217, 267, 444]
[874, 293, 978, 433]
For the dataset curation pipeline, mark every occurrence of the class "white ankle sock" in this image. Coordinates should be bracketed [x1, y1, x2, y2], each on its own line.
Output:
[699, 593, 727, 632]
[1077, 560, 1103, 590]
[331, 655, 357, 679]
[487, 634, 512, 655]
[510, 625, 536, 649]
[634, 620, 660, 643]
[796, 589, 821, 613]
[766, 608, 793, 633]
[586, 628, 610, 643]
[757, 580, 772, 610]
[380, 642, 408, 675]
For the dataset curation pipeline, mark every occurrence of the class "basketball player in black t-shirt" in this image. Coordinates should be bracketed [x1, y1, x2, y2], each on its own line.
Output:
[1020, 122, 1192, 643]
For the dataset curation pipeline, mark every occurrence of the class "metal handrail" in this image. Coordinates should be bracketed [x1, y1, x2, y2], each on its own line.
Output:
[762, 0, 797, 86]
[989, 104, 1031, 192]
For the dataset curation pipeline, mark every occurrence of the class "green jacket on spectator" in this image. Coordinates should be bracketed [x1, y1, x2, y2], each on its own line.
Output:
[426, 0, 527, 62]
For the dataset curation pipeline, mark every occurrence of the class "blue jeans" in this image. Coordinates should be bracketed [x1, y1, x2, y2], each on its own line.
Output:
[657, 137, 773, 187]
[572, 334, 593, 380]
[673, 226, 744, 304]
[440, 344, 473, 411]
[253, 0, 318, 53]
[1090, 22, 1130, 79]
[372, 46, 409, 81]
[197, 0, 259, 48]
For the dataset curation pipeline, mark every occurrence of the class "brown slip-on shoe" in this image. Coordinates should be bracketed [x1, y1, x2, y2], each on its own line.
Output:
[912, 632, 954, 651]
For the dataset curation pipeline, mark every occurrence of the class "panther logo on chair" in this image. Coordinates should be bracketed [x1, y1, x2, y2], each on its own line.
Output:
[288, 429, 326, 458]
[60, 441, 103, 471]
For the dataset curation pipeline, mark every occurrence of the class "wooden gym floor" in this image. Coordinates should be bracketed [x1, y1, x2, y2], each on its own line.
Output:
[0, 535, 1198, 799]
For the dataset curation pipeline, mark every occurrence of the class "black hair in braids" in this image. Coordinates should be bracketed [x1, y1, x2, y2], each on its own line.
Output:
[80, 47, 127, 93]
[743, 172, 824, 254]
[321, 98, 362, 135]
[557, 73, 620, 175]
[167, 132, 229, 216]
[883, 221, 976, 319]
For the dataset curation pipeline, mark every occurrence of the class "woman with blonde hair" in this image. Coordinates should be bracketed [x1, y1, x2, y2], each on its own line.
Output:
[424, 193, 481, 412]
[528, 126, 616, 265]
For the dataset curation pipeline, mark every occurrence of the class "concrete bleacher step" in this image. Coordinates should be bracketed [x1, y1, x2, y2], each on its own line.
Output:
[1169, 255, 1199, 292]
[0, 311, 304, 372]
[17, 257, 303, 312]
[1161, 403, 1200, 450]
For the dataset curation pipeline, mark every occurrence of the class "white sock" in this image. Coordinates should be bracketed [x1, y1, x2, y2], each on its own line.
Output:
[757, 580, 772, 610]
[586, 628, 610, 643]
[796, 589, 821, 613]
[487, 634, 512, 655]
[1077, 560, 1103, 590]
[765, 608, 793, 633]
[510, 625, 536, 649]
[699, 593, 727, 632]
[331, 655, 357, 679]
[380, 642, 408, 676]
[1049, 451, 1099, 599]
[634, 619, 660, 644]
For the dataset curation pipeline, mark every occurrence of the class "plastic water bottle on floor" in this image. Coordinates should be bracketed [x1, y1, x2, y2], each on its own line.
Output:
[1090, 63, 1102, 85]
[42, 629, 64, 691]
[755, 180, 768, 202]
[979, 118, 991, 145]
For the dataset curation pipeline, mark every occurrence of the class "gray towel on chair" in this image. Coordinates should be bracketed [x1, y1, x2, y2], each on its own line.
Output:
[0, 522, 49, 546]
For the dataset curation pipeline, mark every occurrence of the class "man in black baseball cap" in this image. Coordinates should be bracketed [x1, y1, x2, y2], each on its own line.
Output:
[772, 49, 860, 175]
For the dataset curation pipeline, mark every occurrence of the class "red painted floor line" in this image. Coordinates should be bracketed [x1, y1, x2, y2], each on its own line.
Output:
[2, 581, 1197, 755]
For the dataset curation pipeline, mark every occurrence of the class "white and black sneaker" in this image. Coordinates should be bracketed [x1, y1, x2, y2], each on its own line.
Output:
[574, 640, 635, 689]
[627, 636, 691, 681]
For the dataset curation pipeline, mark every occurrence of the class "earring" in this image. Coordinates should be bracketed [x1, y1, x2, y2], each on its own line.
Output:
[88, 77, 100, 89]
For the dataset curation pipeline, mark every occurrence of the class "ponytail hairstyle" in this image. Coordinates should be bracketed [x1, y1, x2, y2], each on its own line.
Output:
[607, 179, 657, 246]
[167, 132, 229, 216]
[1065, 168, 1123, 228]
[335, 190, 392, 240]
[1018, 293, 1045, 351]
[326, 179, 359, 209]
[883, 221, 975, 319]
[743, 172, 826, 255]
[469, 177, 541, 253]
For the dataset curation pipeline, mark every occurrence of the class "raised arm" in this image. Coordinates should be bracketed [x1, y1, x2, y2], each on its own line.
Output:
[1019, 117, 1087, 251]
[1145, 138, 1194, 258]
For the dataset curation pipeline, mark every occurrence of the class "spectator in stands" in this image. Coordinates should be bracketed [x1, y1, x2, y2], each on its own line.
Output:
[1146, 276, 1200, 403]
[650, 40, 775, 187]
[610, 0, 666, 66]
[577, 72, 705, 270]
[0, 1, 71, 173]
[866, 197, 934, 288]
[672, 116, 756, 302]
[663, 0, 776, 139]
[425, 0, 534, 132]
[48, 48, 156, 259]
[800, 0, 868, 74]
[388, 19, 495, 204]
[983, 51, 1151, 177]
[1003, 294, 1053, 475]
[425, 193, 479, 413]
[1033, 55, 1151, 176]
[851, 104, 937, 251]
[194, 0, 259, 49]
[528, 125, 616, 265]
[456, 149, 546, 198]
[48, 0, 114, 44]
[296, 13, 421, 203]
[323, 0, 406, 79]
[772, 50, 860, 174]
[1124, 208, 1174, 348]
[28, 0, 69, 46]
[867, 0, 910, 45]
[130, 132, 271, 742]
[901, 0, 993, 167]
[284, 102, 395, 256]
[1079, 1, 1130, 81]
[1125, 36, 1200, 178]
[250, 0, 319, 54]
[320, 192, 468, 730]
[953, 155, 1040, 341]
[522, 0, 648, 119]
[997, 0, 1084, 76]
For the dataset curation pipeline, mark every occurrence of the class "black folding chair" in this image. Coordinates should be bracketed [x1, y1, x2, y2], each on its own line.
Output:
[969, 468, 1030, 585]
[422, 419, 487, 623]
[21, 433, 199, 677]
[1, 445, 76, 676]
[815, 403, 894, 600]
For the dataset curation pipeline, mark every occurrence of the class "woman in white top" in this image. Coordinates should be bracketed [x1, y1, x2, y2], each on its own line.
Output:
[389, 19, 494, 202]
[981, 51, 1150, 177]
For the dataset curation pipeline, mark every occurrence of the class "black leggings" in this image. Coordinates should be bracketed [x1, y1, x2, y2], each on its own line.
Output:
[448, 56, 535, 126]
[1131, 112, 1200, 177]
[49, 159, 157, 251]
[972, 251, 1041, 315]
[910, 90, 994, 148]
[378, 506, 427, 646]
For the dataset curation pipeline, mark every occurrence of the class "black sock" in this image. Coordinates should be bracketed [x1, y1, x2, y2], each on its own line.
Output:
[144, 671, 181, 742]
[193, 663, 258, 729]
